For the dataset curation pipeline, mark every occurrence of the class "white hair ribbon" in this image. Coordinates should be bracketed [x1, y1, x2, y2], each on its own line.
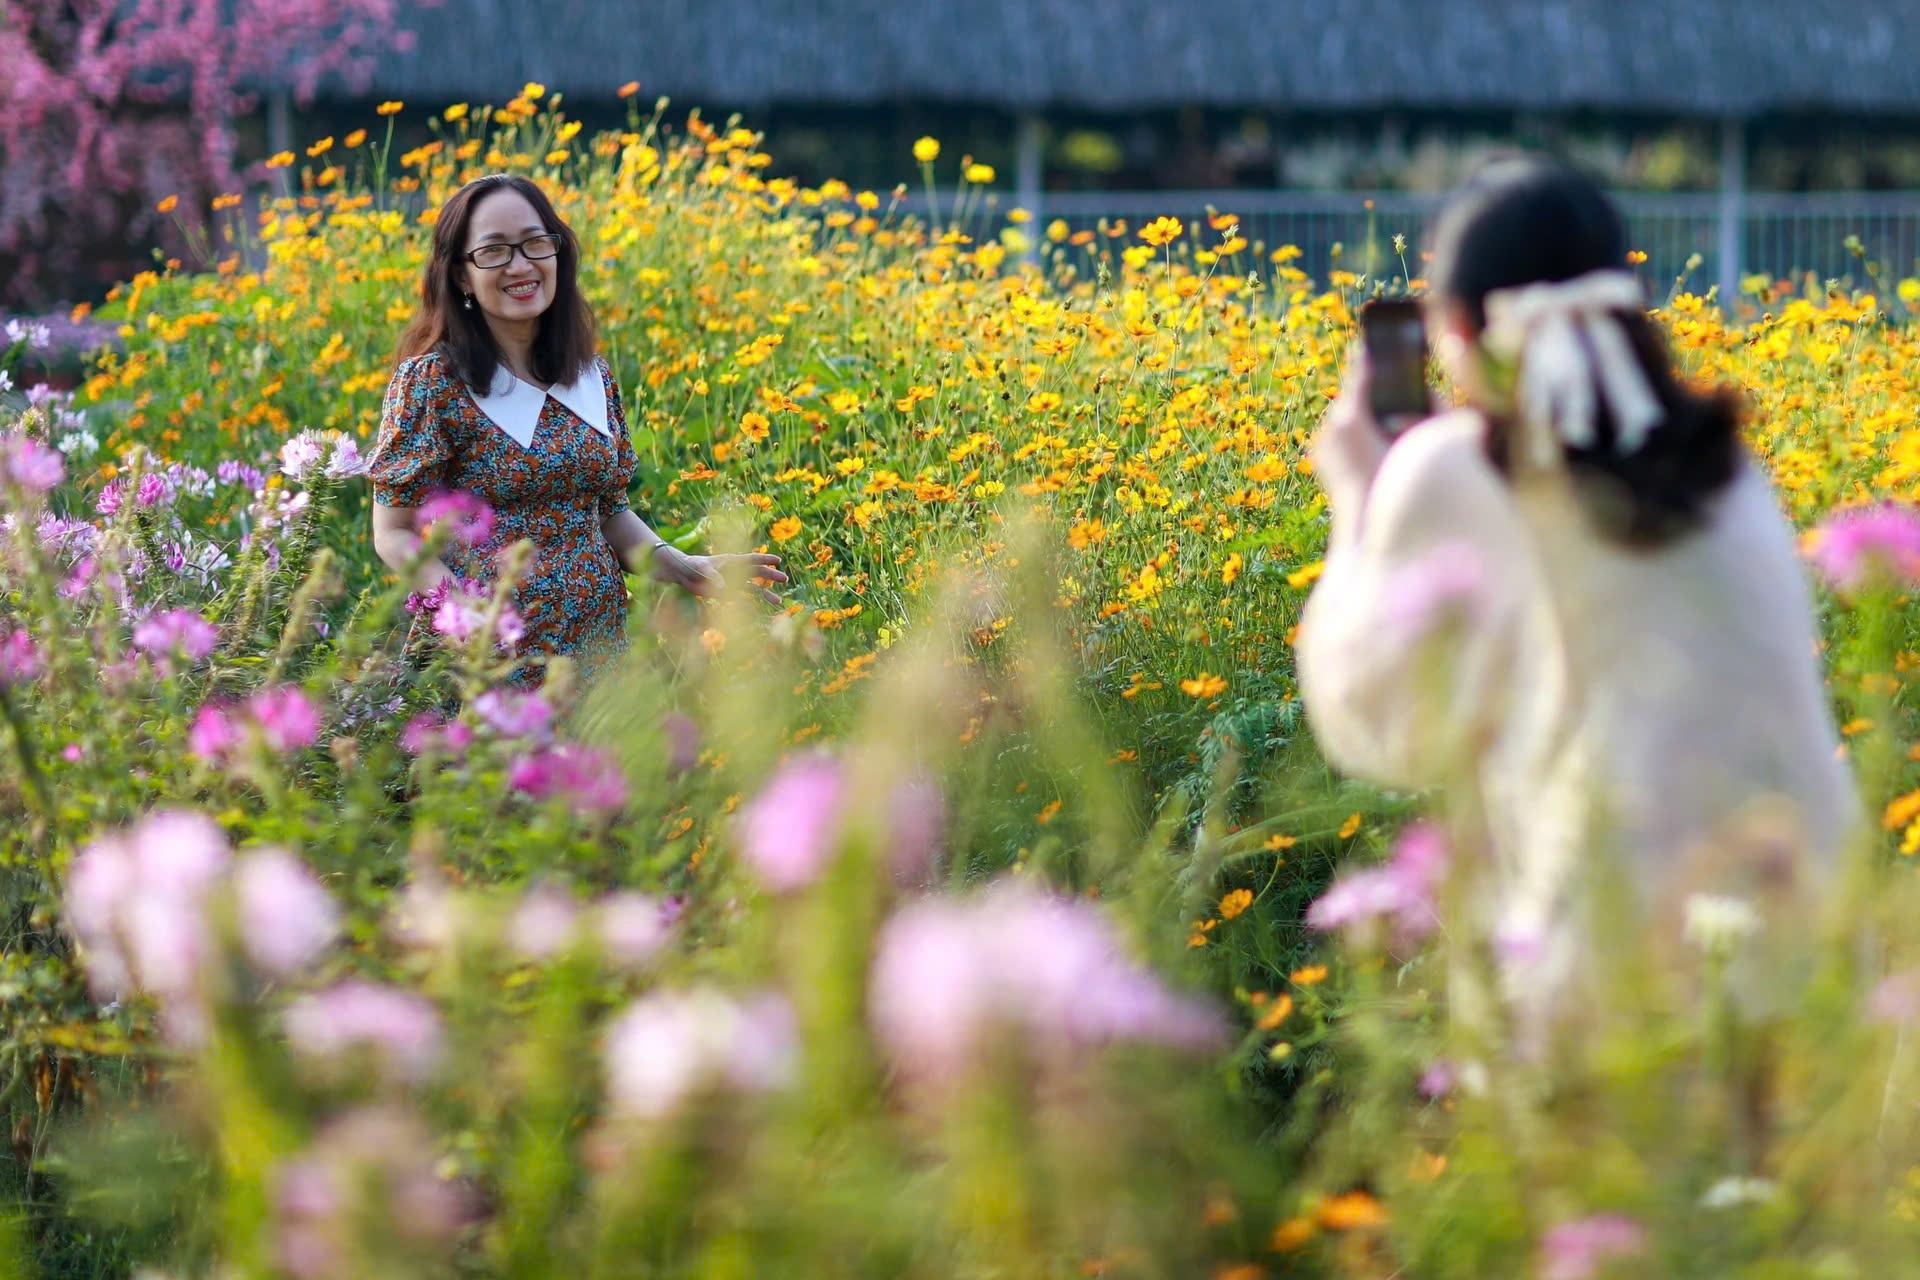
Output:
[1481, 270, 1664, 468]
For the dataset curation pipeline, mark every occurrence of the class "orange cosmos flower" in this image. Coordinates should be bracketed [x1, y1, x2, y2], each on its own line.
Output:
[770, 516, 802, 541]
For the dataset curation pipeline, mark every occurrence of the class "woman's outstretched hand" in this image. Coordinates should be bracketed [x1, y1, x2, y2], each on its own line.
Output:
[651, 545, 788, 605]
[1312, 347, 1392, 512]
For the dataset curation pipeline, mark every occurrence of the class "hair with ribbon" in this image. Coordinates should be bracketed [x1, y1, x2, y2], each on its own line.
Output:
[1428, 156, 1741, 547]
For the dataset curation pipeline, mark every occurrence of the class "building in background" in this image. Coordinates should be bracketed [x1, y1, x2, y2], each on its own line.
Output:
[303, 0, 1920, 296]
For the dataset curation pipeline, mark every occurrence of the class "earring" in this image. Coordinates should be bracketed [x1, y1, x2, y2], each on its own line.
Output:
[462, 294, 474, 310]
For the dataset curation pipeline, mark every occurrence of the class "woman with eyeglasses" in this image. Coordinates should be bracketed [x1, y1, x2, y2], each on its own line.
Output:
[368, 173, 786, 679]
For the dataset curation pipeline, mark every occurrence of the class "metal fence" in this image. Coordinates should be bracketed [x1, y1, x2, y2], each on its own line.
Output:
[928, 190, 1920, 300]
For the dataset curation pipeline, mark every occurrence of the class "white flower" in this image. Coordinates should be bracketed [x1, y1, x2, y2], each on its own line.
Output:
[57, 430, 99, 458]
[1699, 1177, 1778, 1210]
[1683, 894, 1761, 955]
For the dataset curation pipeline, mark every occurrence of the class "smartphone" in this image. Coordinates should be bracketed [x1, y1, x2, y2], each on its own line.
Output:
[1359, 299, 1432, 431]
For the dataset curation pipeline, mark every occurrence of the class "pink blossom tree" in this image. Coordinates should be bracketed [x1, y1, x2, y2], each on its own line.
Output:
[0, 0, 428, 310]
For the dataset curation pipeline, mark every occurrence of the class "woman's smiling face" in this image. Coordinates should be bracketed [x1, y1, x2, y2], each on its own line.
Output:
[457, 187, 558, 325]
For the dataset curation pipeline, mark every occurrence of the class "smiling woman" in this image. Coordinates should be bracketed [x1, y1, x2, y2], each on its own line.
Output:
[367, 173, 788, 682]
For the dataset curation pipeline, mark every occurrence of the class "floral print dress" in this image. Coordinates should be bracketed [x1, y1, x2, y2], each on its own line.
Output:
[369, 349, 640, 669]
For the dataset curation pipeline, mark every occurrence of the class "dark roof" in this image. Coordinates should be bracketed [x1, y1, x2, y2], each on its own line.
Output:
[357, 0, 1916, 117]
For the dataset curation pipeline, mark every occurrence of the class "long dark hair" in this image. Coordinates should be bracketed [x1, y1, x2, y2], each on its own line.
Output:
[396, 173, 597, 391]
[1428, 157, 1741, 547]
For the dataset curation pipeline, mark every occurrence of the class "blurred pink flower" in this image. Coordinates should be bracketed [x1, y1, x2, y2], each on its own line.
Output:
[430, 590, 487, 642]
[596, 891, 674, 967]
[399, 709, 474, 756]
[244, 686, 321, 752]
[1869, 970, 1920, 1025]
[3, 433, 64, 493]
[662, 710, 700, 776]
[868, 880, 1226, 1085]
[603, 986, 796, 1119]
[886, 776, 947, 889]
[274, 1105, 469, 1280]
[508, 743, 628, 814]
[64, 810, 231, 1027]
[188, 702, 241, 763]
[474, 688, 553, 739]
[1538, 1214, 1646, 1280]
[0, 627, 41, 687]
[509, 884, 580, 960]
[1417, 1059, 1456, 1099]
[283, 980, 444, 1083]
[1305, 821, 1449, 946]
[1384, 540, 1485, 643]
[132, 608, 219, 665]
[1807, 503, 1920, 594]
[418, 490, 494, 546]
[738, 753, 845, 892]
[234, 848, 339, 979]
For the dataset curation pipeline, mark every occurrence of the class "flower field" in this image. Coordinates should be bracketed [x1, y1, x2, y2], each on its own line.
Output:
[8, 86, 1920, 1277]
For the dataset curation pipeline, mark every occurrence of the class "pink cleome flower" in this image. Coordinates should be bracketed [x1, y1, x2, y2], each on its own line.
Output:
[417, 490, 495, 547]
[1305, 821, 1450, 946]
[233, 848, 340, 979]
[737, 753, 846, 892]
[868, 879, 1227, 1086]
[1806, 502, 1920, 594]
[132, 608, 219, 664]
[283, 980, 445, 1083]
[1538, 1214, 1646, 1280]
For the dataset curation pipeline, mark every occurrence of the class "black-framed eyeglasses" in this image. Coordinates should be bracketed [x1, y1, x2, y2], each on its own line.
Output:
[463, 233, 561, 270]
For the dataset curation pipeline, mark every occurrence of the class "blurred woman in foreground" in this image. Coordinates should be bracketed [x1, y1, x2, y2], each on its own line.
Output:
[1296, 158, 1859, 1039]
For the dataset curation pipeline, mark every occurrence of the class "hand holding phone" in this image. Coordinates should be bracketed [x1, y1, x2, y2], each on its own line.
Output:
[1359, 299, 1433, 434]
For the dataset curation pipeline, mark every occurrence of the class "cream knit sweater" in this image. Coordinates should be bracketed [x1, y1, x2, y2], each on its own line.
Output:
[1297, 411, 1859, 1015]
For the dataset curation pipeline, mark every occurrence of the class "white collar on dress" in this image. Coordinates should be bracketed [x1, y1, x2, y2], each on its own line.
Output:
[466, 359, 610, 449]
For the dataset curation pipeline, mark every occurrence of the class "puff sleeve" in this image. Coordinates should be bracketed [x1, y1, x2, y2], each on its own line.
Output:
[1295, 417, 1535, 792]
[368, 356, 452, 508]
[599, 357, 639, 518]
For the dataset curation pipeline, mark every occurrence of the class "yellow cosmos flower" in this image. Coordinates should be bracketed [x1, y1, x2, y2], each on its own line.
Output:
[305, 136, 333, 157]
[265, 151, 295, 169]
[770, 516, 802, 542]
[912, 136, 940, 163]
[376, 100, 404, 116]
[1221, 552, 1243, 585]
[827, 390, 862, 414]
[1290, 965, 1328, 986]
[155, 195, 179, 214]
[1218, 888, 1253, 920]
[964, 162, 995, 184]
[521, 82, 546, 100]
[343, 129, 367, 148]
[1139, 216, 1184, 247]
[1337, 813, 1362, 839]
[443, 103, 469, 121]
